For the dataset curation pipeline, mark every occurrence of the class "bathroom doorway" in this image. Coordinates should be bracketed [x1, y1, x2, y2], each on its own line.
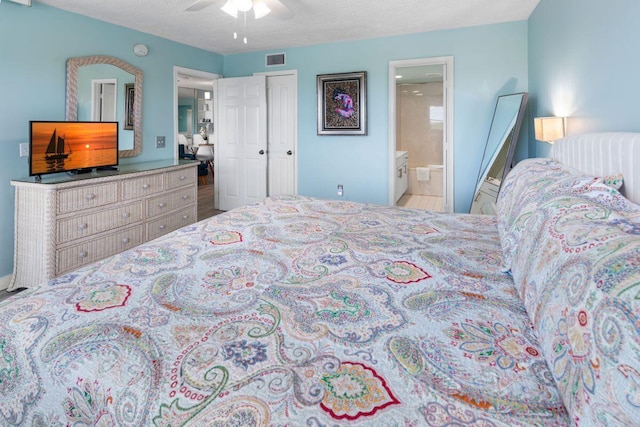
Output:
[388, 57, 454, 212]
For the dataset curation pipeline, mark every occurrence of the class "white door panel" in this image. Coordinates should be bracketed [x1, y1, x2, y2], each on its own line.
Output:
[266, 74, 296, 196]
[218, 76, 267, 211]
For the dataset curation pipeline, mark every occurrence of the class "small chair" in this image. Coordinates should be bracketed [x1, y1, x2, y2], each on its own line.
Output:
[179, 144, 208, 185]
[195, 144, 215, 178]
[193, 133, 206, 146]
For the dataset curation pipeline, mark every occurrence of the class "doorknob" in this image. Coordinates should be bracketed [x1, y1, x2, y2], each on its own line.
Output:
[259, 150, 265, 155]
[287, 150, 292, 155]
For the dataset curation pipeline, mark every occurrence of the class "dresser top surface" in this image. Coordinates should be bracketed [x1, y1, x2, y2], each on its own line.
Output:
[12, 160, 198, 187]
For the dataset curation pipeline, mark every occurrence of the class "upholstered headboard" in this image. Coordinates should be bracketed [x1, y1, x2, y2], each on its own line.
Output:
[551, 132, 640, 205]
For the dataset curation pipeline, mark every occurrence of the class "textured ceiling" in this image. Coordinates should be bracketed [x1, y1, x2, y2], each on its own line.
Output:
[35, 0, 540, 55]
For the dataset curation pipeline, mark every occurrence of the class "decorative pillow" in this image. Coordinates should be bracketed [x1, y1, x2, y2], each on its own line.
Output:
[599, 173, 624, 190]
[497, 160, 635, 276]
[496, 158, 640, 425]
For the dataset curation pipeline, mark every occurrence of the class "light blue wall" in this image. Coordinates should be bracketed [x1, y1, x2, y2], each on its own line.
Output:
[0, 1, 223, 280]
[529, 0, 640, 157]
[224, 21, 529, 211]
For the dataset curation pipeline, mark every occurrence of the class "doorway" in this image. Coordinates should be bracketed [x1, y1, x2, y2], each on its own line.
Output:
[388, 57, 454, 212]
[173, 66, 220, 220]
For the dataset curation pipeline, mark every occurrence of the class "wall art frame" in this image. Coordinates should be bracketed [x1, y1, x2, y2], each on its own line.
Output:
[124, 83, 135, 130]
[317, 71, 367, 135]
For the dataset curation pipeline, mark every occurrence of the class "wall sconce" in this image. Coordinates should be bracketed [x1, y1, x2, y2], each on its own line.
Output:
[534, 116, 566, 143]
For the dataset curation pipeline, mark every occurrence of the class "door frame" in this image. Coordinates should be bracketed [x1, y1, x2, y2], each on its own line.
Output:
[388, 56, 454, 212]
[254, 69, 299, 196]
[173, 66, 220, 159]
[91, 78, 117, 121]
[173, 66, 220, 206]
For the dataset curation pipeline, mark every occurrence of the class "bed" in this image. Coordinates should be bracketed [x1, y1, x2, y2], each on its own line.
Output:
[1, 133, 639, 426]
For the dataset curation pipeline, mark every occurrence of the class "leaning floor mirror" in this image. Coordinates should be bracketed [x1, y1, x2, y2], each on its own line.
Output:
[470, 92, 528, 215]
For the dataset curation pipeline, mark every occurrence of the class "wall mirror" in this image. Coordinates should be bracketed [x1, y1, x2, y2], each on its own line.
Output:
[470, 92, 527, 214]
[66, 55, 143, 157]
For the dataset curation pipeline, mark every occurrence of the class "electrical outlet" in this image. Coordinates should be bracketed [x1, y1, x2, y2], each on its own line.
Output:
[337, 184, 343, 197]
[156, 136, 166, 148]
[19, 142, 29, 157]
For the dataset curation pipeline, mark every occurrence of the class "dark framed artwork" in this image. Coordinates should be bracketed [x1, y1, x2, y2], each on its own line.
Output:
[124, 83, 135, 130]
[317, 71, 367, 135]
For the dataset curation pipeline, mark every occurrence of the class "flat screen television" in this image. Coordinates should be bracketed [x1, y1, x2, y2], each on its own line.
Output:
[30, 121, 119, 177]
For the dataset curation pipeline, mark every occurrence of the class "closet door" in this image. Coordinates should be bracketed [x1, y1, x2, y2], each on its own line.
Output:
[217, 75, 267, 211]
[266, 73, 297, 196]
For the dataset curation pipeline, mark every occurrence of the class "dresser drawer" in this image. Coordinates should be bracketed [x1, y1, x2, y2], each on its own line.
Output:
[166, 167, 197, 190]
[146, 207, 196, 241]
[122, 173, 164, 200]
[56, 226, 144, 275]
[57, 202, 143, 244]
[57, 182, 119, 214]
[146, 188, 197, 218]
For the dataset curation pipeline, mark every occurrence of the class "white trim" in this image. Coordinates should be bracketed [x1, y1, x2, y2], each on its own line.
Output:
[388, 56, 454, 212]
[0, 274, 12, 292]
[254, 70, 299, 196]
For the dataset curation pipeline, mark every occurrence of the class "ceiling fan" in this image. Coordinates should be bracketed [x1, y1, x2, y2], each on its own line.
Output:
[186, 0, 293, 20]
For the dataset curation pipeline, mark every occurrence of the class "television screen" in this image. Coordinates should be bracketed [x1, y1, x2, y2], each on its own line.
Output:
[30, 121, 119, 176]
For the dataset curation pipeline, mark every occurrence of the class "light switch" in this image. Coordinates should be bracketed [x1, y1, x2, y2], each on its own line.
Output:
[19, 142, 29, 157]
[156, 136, 166, 148]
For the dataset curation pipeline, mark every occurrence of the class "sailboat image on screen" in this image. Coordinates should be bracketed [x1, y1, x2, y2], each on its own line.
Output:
[45, 129, 71, 161]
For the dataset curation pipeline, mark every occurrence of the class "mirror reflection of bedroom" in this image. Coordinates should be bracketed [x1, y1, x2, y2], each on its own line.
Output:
[395, 64, 445, 211]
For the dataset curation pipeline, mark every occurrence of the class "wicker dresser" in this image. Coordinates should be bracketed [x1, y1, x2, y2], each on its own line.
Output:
[9, 160, 198, 291]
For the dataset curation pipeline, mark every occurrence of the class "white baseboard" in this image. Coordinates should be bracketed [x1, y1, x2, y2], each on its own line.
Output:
[0, 274, 12, 292]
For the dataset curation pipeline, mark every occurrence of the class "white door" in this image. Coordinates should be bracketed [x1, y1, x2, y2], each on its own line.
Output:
[266, 74, 297, 196]
[217, 75, 267, 211]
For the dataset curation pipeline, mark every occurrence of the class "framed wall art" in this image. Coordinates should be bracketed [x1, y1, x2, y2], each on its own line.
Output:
[317, 71, 367, 135]
[124, 83, 135, 130]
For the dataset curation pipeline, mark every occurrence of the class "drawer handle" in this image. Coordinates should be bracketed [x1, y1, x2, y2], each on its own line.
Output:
[79, 251, 88, 259]
[142, 183, 150, 189]
[86, 193, 96, 200]
[182, 195, 189, 200]
[123, 212, 130, 218]
[182, 214, 188, 220]
[158, 202, 166, 208]
[159, 224, 166, 230]
[79, 223, 88, 230]
[122, 237, 130, 244]
[397, 169, 402, 178]
[179, 175, 186, 180]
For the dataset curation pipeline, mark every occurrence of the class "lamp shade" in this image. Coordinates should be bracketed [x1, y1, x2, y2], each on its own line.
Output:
[534, 116, 566, 143]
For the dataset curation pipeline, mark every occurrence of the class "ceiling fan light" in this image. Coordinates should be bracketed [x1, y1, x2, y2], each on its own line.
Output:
[221, 0, 238, 18]
[233, 0, 253, 12]
[253, 0, 271, 19]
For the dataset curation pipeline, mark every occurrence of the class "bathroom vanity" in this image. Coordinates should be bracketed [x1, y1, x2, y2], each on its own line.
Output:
[395, 151, 409, 202]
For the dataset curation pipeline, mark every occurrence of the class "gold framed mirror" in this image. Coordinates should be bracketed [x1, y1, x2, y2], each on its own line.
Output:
[66, 55, 143, 157]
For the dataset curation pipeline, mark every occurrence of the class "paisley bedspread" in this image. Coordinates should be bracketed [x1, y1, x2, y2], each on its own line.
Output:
[0, 195, 569, 426]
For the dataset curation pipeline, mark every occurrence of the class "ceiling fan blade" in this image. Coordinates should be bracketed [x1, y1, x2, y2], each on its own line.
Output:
[264, 0, 293, 20]
[185, 0, 217, 12]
